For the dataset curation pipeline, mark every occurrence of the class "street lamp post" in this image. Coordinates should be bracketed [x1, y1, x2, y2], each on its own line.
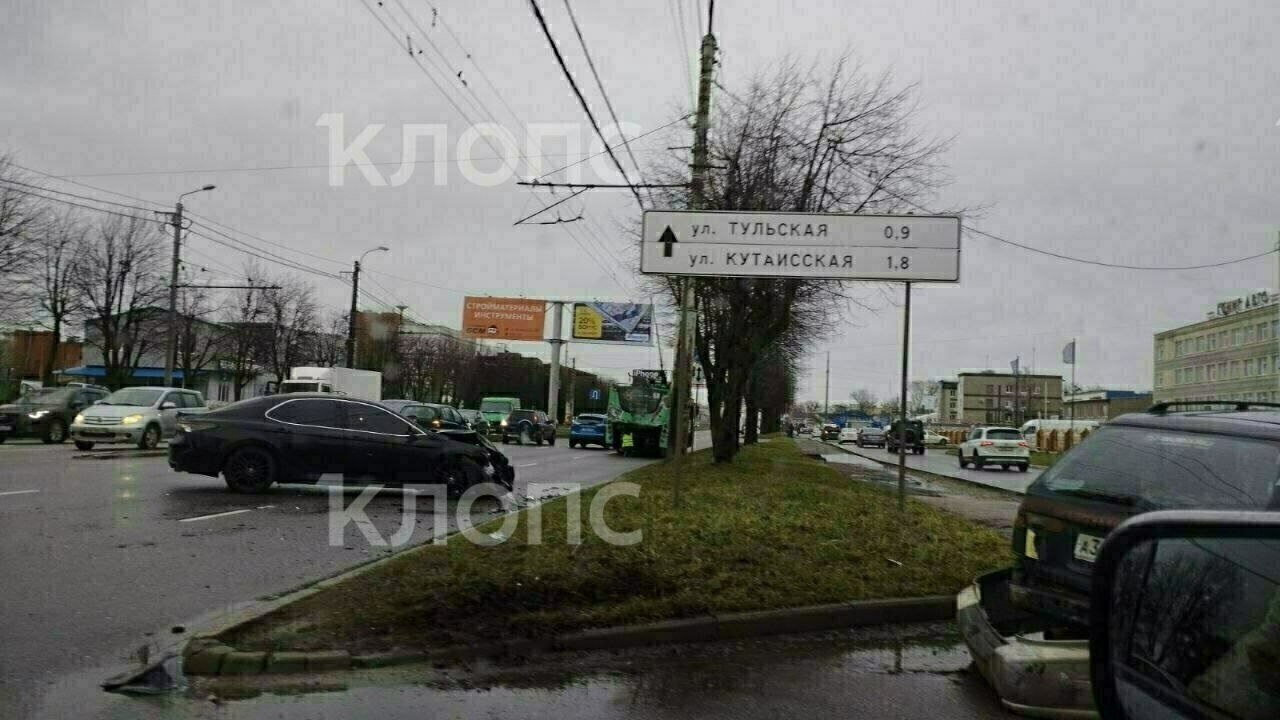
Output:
[163, 184, 216, 388]
[345, 246, 389, 369]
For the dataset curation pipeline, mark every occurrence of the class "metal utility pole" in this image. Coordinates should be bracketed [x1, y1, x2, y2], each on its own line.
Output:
[568, 356, 577, 422]
[163, 184, 216, 388]
[897, 282, 911, 512]
[548, 301, 565, 423]
[345, 246, 389, 369]
[824, 351, 830, 414]
[671, 0, 716, 508]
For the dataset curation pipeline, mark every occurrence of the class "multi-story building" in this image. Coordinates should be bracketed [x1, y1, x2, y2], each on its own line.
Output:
[942, 371, 1064, 425]
[1152, 290, 1280, 407]
[1062, 390, 1152, 421]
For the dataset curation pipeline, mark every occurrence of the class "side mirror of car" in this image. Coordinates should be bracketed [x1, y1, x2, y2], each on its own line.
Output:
[1089, 510, 1280, 720]
[160, 401, 177, 410]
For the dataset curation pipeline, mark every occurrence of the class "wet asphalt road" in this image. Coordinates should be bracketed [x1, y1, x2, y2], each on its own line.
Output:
[42, 622, 1009, 720]
[0, 435, 706, 720]
[816, 437, 1043, 494]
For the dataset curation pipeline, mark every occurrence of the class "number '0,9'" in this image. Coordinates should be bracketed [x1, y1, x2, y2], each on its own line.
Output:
[883, 225, 910, 240]
[887, 256, 910, 270]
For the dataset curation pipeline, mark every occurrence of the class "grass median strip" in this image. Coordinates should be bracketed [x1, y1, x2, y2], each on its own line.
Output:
[222, 439, 1010, 655]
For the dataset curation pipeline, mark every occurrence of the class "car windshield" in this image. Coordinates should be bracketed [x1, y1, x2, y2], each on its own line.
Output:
[480, 400, 513, 413]
[985, 429, 1022, 441]
[99, 388, 164, 407]
[1032, 425, 1280, 510]
[575, 415, 604, 424]
[19, 388, 76, 405]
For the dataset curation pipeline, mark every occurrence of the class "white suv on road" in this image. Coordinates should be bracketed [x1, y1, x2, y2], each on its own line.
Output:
[958, 426, 1030, 472]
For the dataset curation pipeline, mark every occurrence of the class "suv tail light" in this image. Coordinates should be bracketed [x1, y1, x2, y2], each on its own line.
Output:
[179, 420, 217, 433]
[980, 440, 994, 446]
[1017, 441, 1028, 447]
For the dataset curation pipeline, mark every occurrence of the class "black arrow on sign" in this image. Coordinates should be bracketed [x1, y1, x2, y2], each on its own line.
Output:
[659, 226, 678, 258]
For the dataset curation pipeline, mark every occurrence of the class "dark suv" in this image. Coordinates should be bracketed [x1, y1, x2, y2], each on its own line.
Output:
[0, 385, 109, 444]
[1010, 402, 1280, 630]
[502, 409, 556, 446]
[885, 419, 926, 454]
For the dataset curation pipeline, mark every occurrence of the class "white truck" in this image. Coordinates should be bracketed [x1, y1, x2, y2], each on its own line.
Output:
[278, 367, 382, 401]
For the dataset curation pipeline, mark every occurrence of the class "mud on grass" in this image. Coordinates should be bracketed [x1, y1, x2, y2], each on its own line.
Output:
[223, 439, 1011, 655]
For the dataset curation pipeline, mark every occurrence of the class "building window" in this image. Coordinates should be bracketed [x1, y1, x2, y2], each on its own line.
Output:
[1155, 342, 1164, 360]
[1233, 328, 1244, 345]
[1245, 359, 1255, 377]
[1175, 340, 1184, 356]
[1175, 369, 1184, 385]
[1219, 331, 1229, 348]
[986, 384, 993, 395]
[1246, 326, 1256, 343]
[1197, 366, 1204, 382]
[1219, 361, 1228, 378]
[1260, 356, 1271, 375]
[1195, 336, 1204, 352]
[1259, 323, 1269, 341]
[1208, 365, 1216, 381]
[1231, 360, 1242, 378]
[1207, 334, 1216, 350]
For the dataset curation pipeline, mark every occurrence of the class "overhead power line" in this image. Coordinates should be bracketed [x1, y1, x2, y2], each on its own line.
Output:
[0, 182, 161, 224]
[560, 0, 653, 204]
[526, 0, 645, 210]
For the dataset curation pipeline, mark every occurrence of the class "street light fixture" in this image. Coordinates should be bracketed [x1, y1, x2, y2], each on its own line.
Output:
[164, 184, 218, 387]
[346, 246, 390, 368]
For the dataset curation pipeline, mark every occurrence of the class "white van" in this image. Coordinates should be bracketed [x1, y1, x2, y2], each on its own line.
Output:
[1018, 419, 1100, 449]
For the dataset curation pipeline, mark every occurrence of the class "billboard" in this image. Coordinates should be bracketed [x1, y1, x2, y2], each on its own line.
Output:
[462, 296, 545, 341]
[572, 303, 654, 345]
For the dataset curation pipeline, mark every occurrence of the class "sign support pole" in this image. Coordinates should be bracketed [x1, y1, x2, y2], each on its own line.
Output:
[671, 11, 716, 508]
[548, 301, 564, 425]
[897, 281, 911, 513]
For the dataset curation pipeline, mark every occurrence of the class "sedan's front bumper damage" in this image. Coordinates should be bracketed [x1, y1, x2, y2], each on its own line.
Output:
[956, 569, 1095, 719]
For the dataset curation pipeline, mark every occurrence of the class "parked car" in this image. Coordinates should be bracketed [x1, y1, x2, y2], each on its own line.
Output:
[569, 413, 607, 448]
[0, 385, 109, 444]
[70, 387, 207, 450]
[958, 426, 1029, 471]
[856, 426, 886, 448]
[1009, 402, 1280, 630]
[502, 409, 556, 445]
[168, 393, 513, 493]
[923, 429, 948, 446]
[837, 425, 860, 444]
[885, 419, 926, 454]
[458, 408, 489, 434]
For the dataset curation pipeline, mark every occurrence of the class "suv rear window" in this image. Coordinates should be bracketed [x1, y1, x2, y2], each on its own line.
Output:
[985, 429, 1022, 441]
[509, 410, 534, 420]
[1032, 425, 1280, 510]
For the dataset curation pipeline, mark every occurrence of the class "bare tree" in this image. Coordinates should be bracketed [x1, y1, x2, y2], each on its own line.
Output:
[0, 156, 43, 311]
[174, 277, 223, 390]
[850, 387, 879, 414]
[909, 379, 939, 414]
[643, 56, 955, 462]
[74, 215, 167, 389]
[303, 311, 348, 368]
[218, 264, 269, 400]
[259, 277, 317, 387]
[26, 208, 86, 383]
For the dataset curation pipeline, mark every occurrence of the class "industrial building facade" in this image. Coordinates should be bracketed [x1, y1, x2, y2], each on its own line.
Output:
[1152, 291, 1280, 407]
[937, 372, 1064, 425]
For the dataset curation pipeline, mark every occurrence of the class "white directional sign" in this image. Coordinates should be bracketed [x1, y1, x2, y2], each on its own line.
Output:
[640, 210, 960, 282]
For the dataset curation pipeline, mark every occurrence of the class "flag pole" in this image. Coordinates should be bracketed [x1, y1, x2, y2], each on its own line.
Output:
[1069, 338, 1076, 434]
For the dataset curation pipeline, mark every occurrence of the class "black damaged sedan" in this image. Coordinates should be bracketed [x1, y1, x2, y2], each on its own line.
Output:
[169, 393, 514, 493]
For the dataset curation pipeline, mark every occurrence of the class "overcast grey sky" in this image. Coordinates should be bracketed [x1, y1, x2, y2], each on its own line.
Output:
[4, 0, 1279, 402]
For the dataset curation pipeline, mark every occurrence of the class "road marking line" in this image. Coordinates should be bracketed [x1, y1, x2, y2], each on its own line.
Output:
[256, 505, 275, 510]
[0, 489, 39, 497]
[517, 463, 539, 468]
[571, 455, 586, 459]
[179, 509, 253, 523]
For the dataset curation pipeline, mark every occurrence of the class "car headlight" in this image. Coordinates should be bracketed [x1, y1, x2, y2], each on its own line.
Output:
[74, 413, 85, 424]
[27, 410, 50, 420]
[500, 419, 508, 427]
[121, 414, 144, 425]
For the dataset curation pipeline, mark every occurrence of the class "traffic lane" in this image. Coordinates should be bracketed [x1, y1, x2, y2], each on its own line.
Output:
[829, 440, 1041, 494]
[0, 454, 506, 720]
[73, 621, 1007, 720]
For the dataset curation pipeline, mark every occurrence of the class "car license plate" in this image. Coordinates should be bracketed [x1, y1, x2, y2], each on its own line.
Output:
[1074, 534, 1103, 563]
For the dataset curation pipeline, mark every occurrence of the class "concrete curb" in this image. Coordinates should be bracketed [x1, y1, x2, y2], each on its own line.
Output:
[182, 595, 956, 676]
[818, 440, 1024, 499]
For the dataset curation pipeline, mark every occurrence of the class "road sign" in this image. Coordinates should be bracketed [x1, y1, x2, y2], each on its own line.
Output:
[589, 388, 601, 401]
[640, 210, 960, 282]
